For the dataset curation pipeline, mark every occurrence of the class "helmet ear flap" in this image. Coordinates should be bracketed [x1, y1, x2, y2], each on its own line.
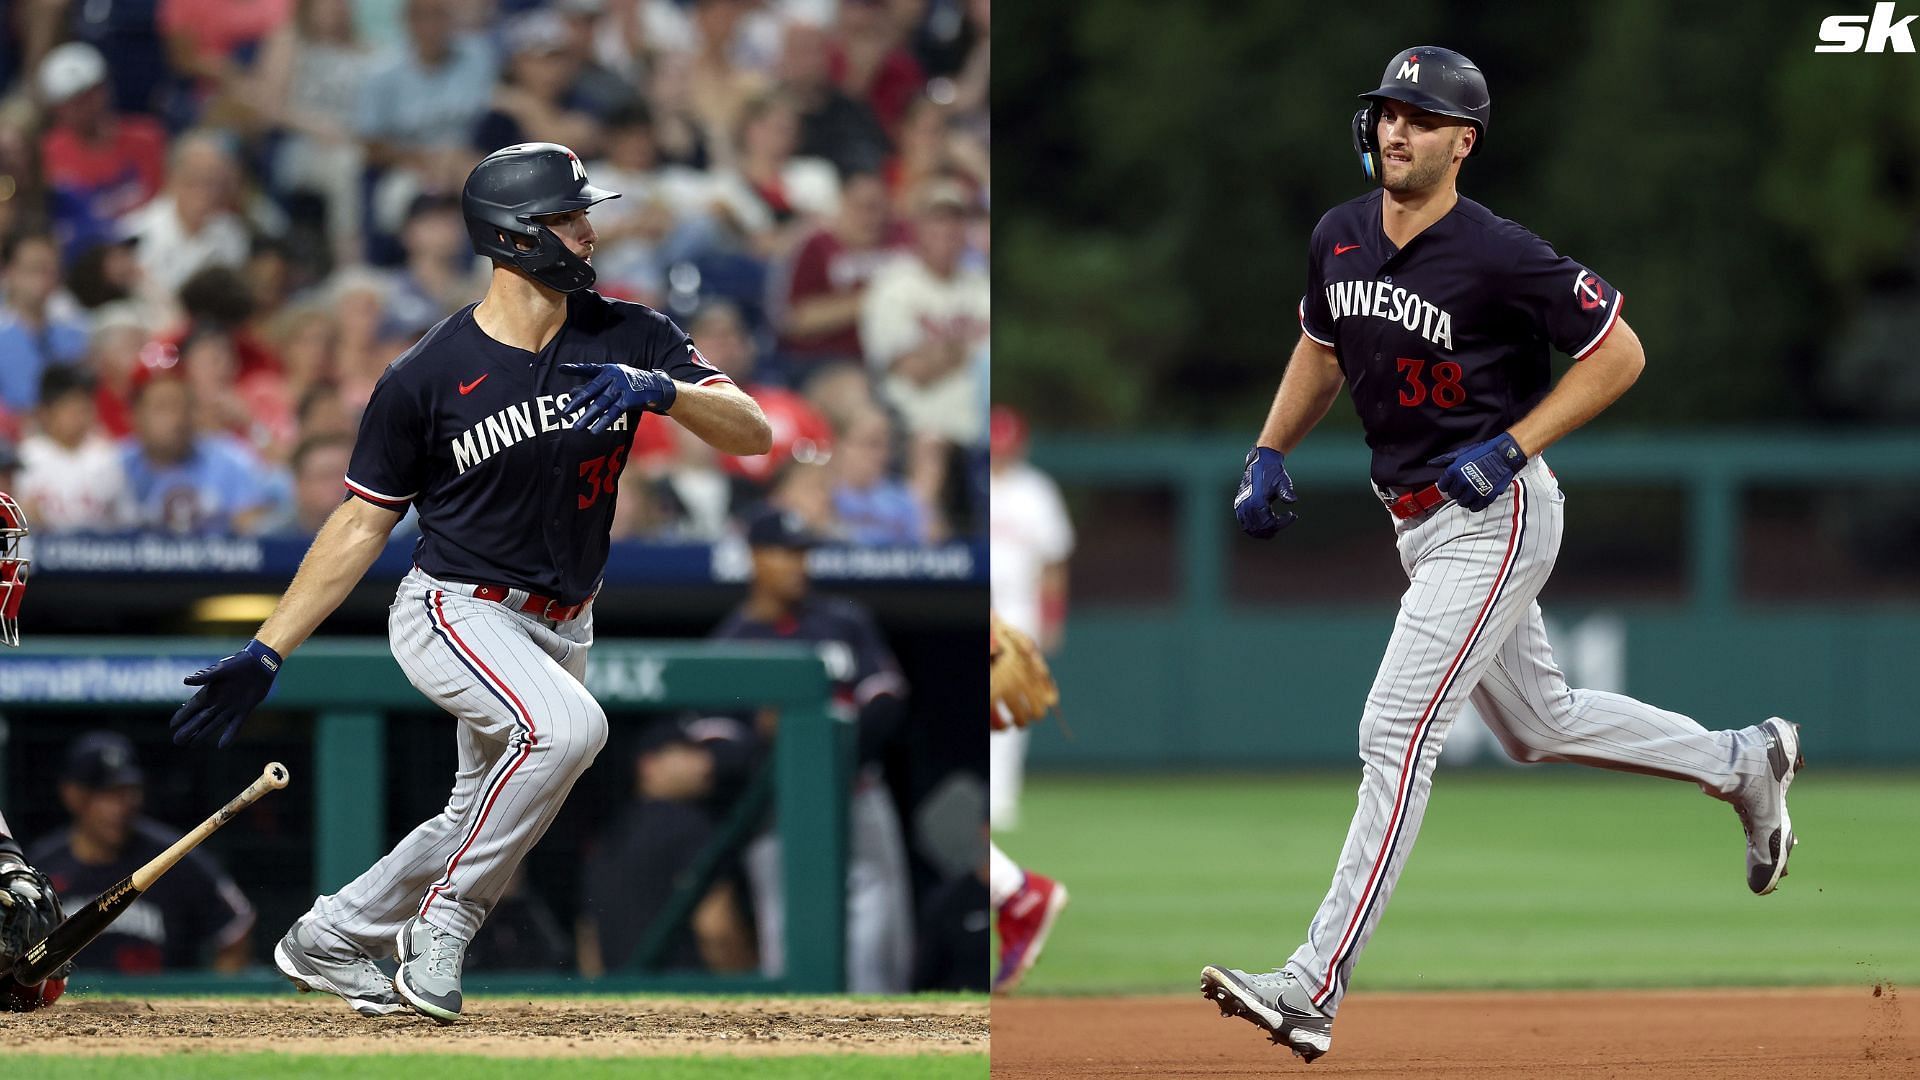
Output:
[1352, 104, 1382, 183]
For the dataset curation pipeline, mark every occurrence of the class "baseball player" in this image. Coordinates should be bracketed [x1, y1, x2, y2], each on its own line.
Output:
[0, 492, 71, 1014]
[711, 507, 914, 993]
[167, 142, 771, 1023]
[988, 610, 1068, 994]
[1201, 48, 1804, 1062]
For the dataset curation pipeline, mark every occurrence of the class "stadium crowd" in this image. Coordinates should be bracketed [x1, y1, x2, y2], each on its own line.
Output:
[0, 0, 991, 543]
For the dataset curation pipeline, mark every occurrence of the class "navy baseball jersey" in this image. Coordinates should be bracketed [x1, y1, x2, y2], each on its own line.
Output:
[1298, 190, 1622, 489]
[711, 594, 908, 760]
[345, 291, 732, 602]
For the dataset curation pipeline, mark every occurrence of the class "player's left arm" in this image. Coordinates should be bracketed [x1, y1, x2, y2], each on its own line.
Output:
[1506, 317, 1645, 457]
[666, 380, 773, 457]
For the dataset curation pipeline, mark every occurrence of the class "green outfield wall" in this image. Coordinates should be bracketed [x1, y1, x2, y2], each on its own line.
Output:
[1026, 434, 1920, 769]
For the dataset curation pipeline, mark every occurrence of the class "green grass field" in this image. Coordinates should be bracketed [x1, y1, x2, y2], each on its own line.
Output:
[1001, 769, 1920, 994]
[10, 1054, 987, 1079]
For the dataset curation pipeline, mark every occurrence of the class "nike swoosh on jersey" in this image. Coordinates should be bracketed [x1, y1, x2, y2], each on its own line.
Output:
[1333, 243, 1361, 255]
[458, 374, 489, 395]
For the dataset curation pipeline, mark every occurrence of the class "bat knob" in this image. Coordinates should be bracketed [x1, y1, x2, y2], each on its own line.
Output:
[266, 762, 290, 788]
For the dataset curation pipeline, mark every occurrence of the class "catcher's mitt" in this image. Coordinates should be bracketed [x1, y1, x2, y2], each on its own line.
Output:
[1, 857, 70, 1011]
[991, 611, 1058, 731]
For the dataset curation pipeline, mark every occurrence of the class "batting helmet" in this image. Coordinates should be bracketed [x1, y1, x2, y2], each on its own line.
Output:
[1351, 46, 1489, 183]
[462, 142, 620, 294]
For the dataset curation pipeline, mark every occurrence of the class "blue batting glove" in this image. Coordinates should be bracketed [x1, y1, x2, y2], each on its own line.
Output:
[558, 362, 677, 434]
[170, 639, 282, 748]
[1429, 432, 1527, 512]
[1234, 446, 1298, 538]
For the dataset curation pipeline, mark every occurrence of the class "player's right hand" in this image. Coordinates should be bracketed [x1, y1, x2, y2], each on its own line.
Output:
[1234, 446, 1298, 538]
[170, 638, 283, 749]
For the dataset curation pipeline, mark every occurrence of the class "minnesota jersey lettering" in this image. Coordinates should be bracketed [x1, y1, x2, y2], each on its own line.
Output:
[1323, 280, 1454, 349]
[449, 394, 630, 474]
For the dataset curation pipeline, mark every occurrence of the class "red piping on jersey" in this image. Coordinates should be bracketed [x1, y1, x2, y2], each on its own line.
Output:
[420, 589, 539, 920]
[1311, 483, 1525, 1006]
[1570, 293, 1624, 361]
[344, 477, 412, 510]
[1296, 299, 1335, 348]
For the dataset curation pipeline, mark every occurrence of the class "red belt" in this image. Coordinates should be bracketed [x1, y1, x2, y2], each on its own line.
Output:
[1383, 483, 1448, 520]
[470, 584, 591, 622]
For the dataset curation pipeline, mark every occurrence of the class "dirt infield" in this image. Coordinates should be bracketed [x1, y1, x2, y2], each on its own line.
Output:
[1, 996, 987, 1058]
[992, 986, 1916, 1078]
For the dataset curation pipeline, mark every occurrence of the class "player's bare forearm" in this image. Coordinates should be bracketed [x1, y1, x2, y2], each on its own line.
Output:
[254, 498, 402, 655]
[1257, 334, 1345, 454]
[1507, 318, 1644, 457]
[670, 381, 773, 456]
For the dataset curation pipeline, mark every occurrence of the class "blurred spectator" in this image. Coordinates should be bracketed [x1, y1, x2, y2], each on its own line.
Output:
[17, 365, 130, 533]
[576, 719, 756, 975]
[87, 303, 152, 438]
[355, 0, 498, 235]
[271, 307, 342, 403]
[175, 265, 284, 378]
[690, 301, 834, 485]
[122, 370, 284, 534]
[254, 0, 378, 268]
[27, 733, 254, 973]
[122, 131, 252, 319]
[295, 381, 354, 441]
[885, 95, 987, 211]
[383, 194, 487, 335]
[283, 432, 353, 535]
[913, 855, 989, 992]
[712, 91, 840, 259]
[35, 42, 168, 262]
[682, 0, 774, 149]
[551, 0, 638, 118]
[585, 0, 655, 88]
[65, 236, 144, 310]
[474, 10, 603, 156]
[0, 439, 19, 493]
[714, 507, 914, 993]
[56, 0, 173, 116]
[831, 406, 931, 544]
[860, 178, 988, 448]
[644, 53, 715, 170]
[829, 0, 926, 137]
[776, 20, 890, 177]
[158, 0, 294, 126]
[328, 268, 404, 409]
[584, 103, 726, 300]
[769, 169, 902, 372]
[612, 421, 733, 541]
[802, 359, 881, 433]
[0, 231, 89, 413]
[765, 458, 840, 539]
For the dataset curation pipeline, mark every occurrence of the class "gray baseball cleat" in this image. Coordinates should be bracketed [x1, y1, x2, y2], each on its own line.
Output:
[274, 916, 406, 1017]
[393, 916, 469, 1024]
[1736, 717, 1805, 896]
[1200, 965, 1333, 1062]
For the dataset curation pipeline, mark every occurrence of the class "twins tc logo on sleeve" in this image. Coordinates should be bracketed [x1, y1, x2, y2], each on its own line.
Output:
[1573, 270, 1609, 312]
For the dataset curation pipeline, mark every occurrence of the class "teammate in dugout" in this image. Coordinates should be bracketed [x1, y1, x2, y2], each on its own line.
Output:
[166, 142, 771, 1024]
[1203, 48, 1804, 1063]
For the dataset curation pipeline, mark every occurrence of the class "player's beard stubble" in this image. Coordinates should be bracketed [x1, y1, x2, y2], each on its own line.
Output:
[1381, 132, 1465, 196]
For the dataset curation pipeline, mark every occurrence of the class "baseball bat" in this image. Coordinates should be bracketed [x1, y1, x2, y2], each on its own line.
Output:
[10, 762, 290, 986]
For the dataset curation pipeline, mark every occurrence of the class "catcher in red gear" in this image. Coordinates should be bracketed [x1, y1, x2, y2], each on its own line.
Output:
[0, 492, 72, 1012]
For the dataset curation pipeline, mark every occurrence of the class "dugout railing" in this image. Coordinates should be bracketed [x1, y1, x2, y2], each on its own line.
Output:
[0, 639, 850, 995]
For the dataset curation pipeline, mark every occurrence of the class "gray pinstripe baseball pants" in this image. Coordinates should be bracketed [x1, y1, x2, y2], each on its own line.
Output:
[304, 568, 605, 953]
[1283, 458, 1773, 1015]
